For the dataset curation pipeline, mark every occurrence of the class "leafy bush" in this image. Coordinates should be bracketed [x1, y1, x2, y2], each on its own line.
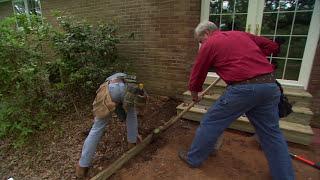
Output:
[0, 14, 132, 147]
[0, 15, 53, 147]
[50, 14, 132, 99]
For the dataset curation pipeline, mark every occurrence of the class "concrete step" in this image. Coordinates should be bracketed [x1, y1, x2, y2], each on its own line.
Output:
[176, 103, 314, 145]
[182, 91, 313, 126]
[203, 75, 313, 108]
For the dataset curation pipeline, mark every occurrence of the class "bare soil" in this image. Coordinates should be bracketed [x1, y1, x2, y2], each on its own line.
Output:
[113, 121, 320, 180]
[1, 95, 319, 180]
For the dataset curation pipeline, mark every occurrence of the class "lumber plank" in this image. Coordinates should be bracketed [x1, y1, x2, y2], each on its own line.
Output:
[176, 104, 313, 145]
[204, 74, 312, 97]
[203, 75, 313, 108]
[91, 134, 154, 180]
[182, 92, 313, 125]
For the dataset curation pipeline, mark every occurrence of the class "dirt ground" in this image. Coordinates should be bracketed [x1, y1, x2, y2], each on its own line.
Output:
[113, 121, 320, 180]
[0, 96, 178, 179]
[1, 95, 319, 179]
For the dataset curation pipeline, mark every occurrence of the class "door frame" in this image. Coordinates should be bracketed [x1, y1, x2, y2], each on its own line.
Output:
[200, 0, 320, 89]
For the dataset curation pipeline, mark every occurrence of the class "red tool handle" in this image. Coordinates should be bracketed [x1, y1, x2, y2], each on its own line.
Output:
[290, 153, 320, 170]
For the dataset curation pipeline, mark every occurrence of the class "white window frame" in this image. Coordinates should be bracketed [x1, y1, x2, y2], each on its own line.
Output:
[200, 0, 320, 90]
[12, 0, 43, 23]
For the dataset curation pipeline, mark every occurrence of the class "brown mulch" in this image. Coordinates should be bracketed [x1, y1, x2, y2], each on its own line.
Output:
[1, 95, 319, 180]
[0, 95, 179, 179]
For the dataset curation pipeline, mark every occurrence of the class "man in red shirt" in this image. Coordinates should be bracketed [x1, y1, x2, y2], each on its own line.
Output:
[179, 21, 294, 180]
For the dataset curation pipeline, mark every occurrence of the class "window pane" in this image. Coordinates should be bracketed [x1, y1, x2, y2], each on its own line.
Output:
[222, 0, 235, 13]
[293, 12, 312, 35]
[28, 0, 37, 9]
[297, 0, 315, 10]
[209, 15, 220, 26]
[272, 58, 285, 79]
[264, 0, 279, 12]
[235, 0, 249, 13]
[27, 0, 41, 15]
[13, 0, 42, 16]
[220, 15, 233, 31]
[233, 14, 247, 31]
[261, 13, 277, 35]
[276, 36, 290, 58]
[28, 0, 41, 15]
[289, 37, 307, 59]
[279, 0, 296, 11]
[13, 0, 25, 14]
[210, 0, 222, 14]
[284, 60, 301, 80]
[276, 13, 294, 35]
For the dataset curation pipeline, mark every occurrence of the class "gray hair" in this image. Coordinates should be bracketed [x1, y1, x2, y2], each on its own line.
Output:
[194, 21, 218, 38]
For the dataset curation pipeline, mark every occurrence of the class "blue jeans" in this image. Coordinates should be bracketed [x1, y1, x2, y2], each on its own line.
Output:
[187, 83, 294, 180]
[79, 82, 138, 167]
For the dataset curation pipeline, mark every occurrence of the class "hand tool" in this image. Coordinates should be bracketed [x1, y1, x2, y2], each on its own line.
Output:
[290, 152, 320, 170]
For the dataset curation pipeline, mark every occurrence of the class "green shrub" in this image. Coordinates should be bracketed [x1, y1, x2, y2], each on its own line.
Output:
[0, 15, 53, 147]
[50, 14, 132, 99]
[0, 13, 132, 147]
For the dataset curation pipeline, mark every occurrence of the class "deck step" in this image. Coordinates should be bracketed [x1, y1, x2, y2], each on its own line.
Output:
[203, 75, 313, 108]
[176, 103, 314, 145]
[182, 91, 313, 126]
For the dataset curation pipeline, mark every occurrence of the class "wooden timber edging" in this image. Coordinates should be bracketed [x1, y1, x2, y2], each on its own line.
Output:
[90, 133, 154, 180]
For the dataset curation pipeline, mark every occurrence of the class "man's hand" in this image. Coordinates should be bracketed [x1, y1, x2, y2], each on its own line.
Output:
[191, 91, 201, 102]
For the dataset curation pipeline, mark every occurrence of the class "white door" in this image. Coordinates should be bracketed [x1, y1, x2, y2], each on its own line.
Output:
[201, 0, 320, 89]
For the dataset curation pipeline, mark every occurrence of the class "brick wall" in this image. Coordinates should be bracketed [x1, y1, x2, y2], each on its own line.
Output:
[1, 0, 320, 127]
[41, 0, 200, 97]
[0, 1, 13, 19]
[5, 1, 319, 126]
[308, 40, 320, 127]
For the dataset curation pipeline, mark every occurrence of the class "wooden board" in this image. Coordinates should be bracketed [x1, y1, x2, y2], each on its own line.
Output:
[202, 75, 313, 108]
[91, 134, 154, 180]
[182, 92, 313, 125]
[177, 104, 314, 145]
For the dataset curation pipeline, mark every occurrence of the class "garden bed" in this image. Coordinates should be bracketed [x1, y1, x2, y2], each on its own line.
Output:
[0, 95, 178, 179]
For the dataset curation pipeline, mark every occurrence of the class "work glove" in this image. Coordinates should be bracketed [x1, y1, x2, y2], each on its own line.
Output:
[191, 91, 202, 103]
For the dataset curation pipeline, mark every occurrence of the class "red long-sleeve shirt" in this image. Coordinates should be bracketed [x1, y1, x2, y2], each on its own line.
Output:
[189, 31, 279, 92]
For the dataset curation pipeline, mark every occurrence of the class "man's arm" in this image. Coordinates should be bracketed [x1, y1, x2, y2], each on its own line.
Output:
[189, 41, 215, 101]
[246, 32, 279, 56]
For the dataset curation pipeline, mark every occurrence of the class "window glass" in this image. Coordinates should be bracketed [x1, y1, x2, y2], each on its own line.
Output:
[13, 0, 42, 16]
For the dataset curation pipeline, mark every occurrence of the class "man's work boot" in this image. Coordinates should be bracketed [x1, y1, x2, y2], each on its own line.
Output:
[178, 150, 195, 168]
[137, 134, 143, 144]
[128, 135, 143, 149]
[211, 135, 224, 156]
[252, 133, 262, 150]
[75, 164, 89, 179]
[128, 142, 136, 149]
